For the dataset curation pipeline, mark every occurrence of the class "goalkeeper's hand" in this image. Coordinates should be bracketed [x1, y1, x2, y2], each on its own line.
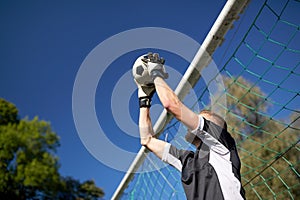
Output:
[137, 84, 156, 99]
[142, 52, 168, 80]
[135, 80, 156, 108]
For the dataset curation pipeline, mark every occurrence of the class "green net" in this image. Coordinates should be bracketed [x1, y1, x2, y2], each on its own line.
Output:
[121, 0, 300, 199]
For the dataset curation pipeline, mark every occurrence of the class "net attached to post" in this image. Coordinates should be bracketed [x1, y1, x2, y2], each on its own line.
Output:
[119, 0, 300, 199]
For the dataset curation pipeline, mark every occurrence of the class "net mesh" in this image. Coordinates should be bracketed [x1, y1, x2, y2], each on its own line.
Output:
[120, 0, 300, 199]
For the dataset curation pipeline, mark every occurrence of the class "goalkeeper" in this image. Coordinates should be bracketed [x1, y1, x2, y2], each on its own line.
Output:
[133, 53, 246, 200]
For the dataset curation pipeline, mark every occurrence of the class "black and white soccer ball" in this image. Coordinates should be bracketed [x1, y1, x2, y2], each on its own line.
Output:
[132, 55, 152, 85]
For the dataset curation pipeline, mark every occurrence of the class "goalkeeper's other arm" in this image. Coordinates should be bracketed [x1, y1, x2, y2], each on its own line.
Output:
[134, 77, 167, 159]
[139, 107, 167, 159]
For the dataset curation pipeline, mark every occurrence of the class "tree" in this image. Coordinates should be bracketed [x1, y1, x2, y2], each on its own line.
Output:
[240, 115, 299, 199]
[0, 98, 19, 125]
[59, 177, 104, 200]
[0, 98, 104, 199]
[0, 117, 61, 199]
[223, 76, 268, 141]
[221, 77, 299, 199]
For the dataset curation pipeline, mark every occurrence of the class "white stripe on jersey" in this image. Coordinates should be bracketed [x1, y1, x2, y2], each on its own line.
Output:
[162, 143, 182, 172]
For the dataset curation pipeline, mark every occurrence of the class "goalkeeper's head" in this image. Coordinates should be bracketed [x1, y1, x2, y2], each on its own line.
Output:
[185, 110, 227, 147]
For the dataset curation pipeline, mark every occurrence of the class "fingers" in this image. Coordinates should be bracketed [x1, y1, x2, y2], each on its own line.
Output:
[142, 52, 165, 65]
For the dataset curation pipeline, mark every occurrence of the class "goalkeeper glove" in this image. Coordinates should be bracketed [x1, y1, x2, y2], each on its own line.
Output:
[135, 80, 156, 108]
[142, 52, 168, 80]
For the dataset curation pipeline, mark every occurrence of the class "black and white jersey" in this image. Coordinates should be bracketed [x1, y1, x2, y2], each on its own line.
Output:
[161, 116, 246, 200]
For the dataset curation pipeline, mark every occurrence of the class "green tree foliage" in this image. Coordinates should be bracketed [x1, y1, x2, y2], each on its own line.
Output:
[60, 177, 104, 200]
[223, 76, 268, 141]
[222, 77, 300, 199]
[0, 98, 104, 199]
[0, 98, 19, 125]
[240, 115, 300, 199]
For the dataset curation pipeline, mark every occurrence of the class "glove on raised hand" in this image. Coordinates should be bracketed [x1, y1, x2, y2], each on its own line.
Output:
[142, 52, 168, 80]
[135, 80, 156, 108]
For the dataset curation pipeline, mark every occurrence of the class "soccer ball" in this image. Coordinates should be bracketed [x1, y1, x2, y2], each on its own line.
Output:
[132, 55, 153, 85]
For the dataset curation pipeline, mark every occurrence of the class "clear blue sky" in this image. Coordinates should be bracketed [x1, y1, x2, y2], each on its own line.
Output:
[1, 0, 298, 199]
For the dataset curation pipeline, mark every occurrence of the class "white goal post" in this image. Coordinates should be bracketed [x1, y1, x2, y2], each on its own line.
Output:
[112, 0, 249, 199]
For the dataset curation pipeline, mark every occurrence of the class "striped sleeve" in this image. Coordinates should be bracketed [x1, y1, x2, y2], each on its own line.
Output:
[191, 115, 230, 155]
[161, 143, 184, 172]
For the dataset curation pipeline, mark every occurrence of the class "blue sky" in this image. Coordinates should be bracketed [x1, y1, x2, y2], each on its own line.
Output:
[1, 0, 299, 199]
